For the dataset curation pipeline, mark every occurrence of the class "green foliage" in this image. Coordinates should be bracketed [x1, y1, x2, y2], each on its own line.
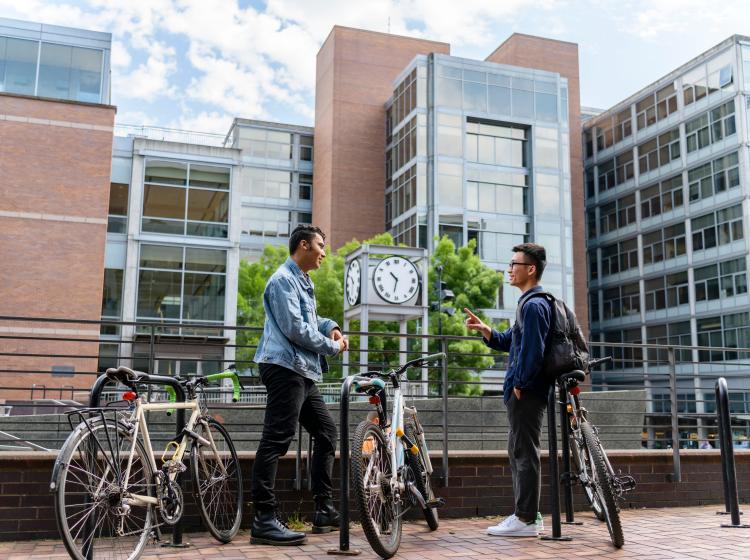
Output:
[236, 234, 503, 394]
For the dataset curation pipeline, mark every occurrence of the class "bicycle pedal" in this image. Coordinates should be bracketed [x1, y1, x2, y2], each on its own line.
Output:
[426, 497, 446, 508]
[615, 474, 637, 492]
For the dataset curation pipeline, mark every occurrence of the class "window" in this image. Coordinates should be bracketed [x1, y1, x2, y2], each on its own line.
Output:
[241, 207, 292, 238]
[603, 329, 642, 369]
[640, 175, 683, 219]
[600, 237, 637, 277]
[393, 214, 419, 246]
[391, 165, 418, 218]
[596, 150, 634, 193]
[665, 271, 689, 308]
[688, 151, 739, 202]
[142, 161, 229, 238]
[466, 120, 527, 167]
[636, 83, 677, 130]
[101, 269, 124, 317]
[437, 162, 462, 207]
[37, 43, 103, 103]
[587, 209, 597, 239]
[698, 312, 750, 362]
[298, 173, 312, 200]
[692, 204, 743, 251]
[695, 257, 747, 302]
[108, 183, 129, 233]
[602, 282, 640, 320]
[637, 128, 680, 174]
[642, 223, 686, 265]
[685, 100, 736, 153]
[137, 245, 226, 324]
[589, 292, 600, 323]
[299, 136, 313, 162]
[585, 167, 595, 199]
[392, 116, 418, 169]
[0, 37, 38, 96]
[244, 168, 292, 202]
[589, 249, 599, 281]
[467, 218, 528, 263]
[466, 174, 527, 215]
[647, 321, 692, 363]
[240, 128, 292, 160]
[392, 68, 418, 125]
[597, 158, 615, 192]
[584, 129, 594, 159]
[599, 193, 636, 235]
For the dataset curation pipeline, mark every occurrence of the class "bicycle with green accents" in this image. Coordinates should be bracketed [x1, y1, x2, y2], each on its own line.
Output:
[51, 366, 244, 560]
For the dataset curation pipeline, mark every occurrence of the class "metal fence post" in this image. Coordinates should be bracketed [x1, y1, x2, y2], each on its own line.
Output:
[441, 336, 449, 487]
[715, 377, 750, 528]
[667, 347, 681, 482]
[541, 384, 572, 541]
[328, 376, 361, 555]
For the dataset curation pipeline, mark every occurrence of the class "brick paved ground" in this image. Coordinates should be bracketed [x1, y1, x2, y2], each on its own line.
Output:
[1, 505, 748, 559]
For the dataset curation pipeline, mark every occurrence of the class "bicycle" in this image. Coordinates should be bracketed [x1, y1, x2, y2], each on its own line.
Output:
[349, 352, 446, 559]
[558, 356, 636, 548]
[50, 366, 244, 560]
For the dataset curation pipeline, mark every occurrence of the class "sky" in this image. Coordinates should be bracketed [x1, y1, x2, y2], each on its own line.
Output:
[1, 0, 749, 135]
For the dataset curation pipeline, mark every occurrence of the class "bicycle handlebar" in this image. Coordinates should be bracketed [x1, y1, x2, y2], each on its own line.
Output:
[588, 356, 613, 369]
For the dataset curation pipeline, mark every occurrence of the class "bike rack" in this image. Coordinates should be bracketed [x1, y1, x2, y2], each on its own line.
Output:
[328, 375, 361, 556]
[558, 383, 582, 526]
[715, 377, 750, 528]
[83, 372, 190, 558]
[541, 383, 573, 541]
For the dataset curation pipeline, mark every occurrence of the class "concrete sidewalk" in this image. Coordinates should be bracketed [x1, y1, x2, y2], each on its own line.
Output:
[1, 505, 746, 559]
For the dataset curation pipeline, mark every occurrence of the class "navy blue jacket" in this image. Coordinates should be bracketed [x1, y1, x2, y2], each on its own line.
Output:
[483, 285, 552, 403]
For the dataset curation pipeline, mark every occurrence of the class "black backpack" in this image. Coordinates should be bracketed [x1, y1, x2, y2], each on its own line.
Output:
[515, 291, 589, 383]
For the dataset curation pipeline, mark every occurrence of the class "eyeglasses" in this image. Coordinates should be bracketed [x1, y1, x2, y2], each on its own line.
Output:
[508, 261, 533, 269]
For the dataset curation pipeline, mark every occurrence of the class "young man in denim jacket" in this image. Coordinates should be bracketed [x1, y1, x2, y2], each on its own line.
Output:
[464, 243, 551, 537]
[250, 225, 349, 545]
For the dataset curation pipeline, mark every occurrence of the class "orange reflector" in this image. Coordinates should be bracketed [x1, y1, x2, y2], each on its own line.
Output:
[570, 386, 581, 396]
[123, 391, 137, 401]
[566, 404, 573, 413]
[363, 438, 375, 453]
[368, 395, 380, 405]
[396, 427, 404, 438]
[410, 445, 419, 455]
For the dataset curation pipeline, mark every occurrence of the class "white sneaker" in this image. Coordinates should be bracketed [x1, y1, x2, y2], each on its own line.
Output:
[486, 514, 538, 537]
[535, 512, 544, 533]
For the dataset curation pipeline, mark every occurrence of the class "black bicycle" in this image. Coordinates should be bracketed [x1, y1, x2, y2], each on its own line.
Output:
[558, 356, 636, 548]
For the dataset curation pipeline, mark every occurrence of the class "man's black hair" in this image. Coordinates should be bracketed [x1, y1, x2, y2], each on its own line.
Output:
[512, 243, 546, 280]
[289, 224, 326, 254]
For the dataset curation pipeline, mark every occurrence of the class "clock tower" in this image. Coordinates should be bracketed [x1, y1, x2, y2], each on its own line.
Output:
[343, 245, 429, 389]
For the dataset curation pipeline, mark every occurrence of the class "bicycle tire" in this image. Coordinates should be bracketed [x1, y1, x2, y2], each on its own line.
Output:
[351, 420, 401, 559]
[580, 421, 624, 548]
[405, 423, 438, 530]
[570, 427, 605, 521]
[53, 418, 154, 560]
[190, 418, 243, 543]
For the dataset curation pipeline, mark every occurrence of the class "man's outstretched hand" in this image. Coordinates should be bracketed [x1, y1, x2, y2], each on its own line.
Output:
[464, 308, 491, 340]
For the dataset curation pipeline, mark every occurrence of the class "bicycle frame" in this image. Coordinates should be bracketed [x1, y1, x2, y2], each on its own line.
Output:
[113, 397, 224, 509]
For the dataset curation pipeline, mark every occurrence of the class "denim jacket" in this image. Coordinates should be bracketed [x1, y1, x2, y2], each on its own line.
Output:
[254, 257, 340, 381]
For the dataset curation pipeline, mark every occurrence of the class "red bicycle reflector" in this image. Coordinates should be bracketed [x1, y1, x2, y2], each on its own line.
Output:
[122, 391, 137, 401]
[569, 386, 581, 396]
[368, 395, 380, 405]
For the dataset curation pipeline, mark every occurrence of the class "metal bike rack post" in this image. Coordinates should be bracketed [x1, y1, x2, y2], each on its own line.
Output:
[559, 384, 581, 525]
[541, 384, 572, 541]
[83, 372, 190, 556]
[715, 377, 750, 528]
[441, 337, 449, 487]
[328, 375, 361, 555]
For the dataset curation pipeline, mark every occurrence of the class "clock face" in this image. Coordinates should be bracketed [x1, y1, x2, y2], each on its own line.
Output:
[345, 259, 361, 306]
[373, 256, 420, 304]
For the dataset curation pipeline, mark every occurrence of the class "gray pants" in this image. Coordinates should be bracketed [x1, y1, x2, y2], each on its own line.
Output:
[506, 391, 547, 521]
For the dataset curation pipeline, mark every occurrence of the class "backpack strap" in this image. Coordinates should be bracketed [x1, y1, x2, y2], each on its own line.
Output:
[515, 290, 555, 332]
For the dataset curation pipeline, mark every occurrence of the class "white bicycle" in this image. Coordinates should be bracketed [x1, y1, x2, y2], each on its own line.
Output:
[51, 366, 244, 560]
[349, 353, 446, 559]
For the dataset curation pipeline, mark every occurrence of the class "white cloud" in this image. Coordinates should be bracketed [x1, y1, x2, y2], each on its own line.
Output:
[113, 41, 178, 102]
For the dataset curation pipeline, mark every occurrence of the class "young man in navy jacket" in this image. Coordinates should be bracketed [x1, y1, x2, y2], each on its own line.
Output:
[465, 243, 551, 537]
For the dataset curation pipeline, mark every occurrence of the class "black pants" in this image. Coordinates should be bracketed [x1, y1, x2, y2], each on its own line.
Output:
[251, 363, 338, 512]
[506, 391, 547, 521]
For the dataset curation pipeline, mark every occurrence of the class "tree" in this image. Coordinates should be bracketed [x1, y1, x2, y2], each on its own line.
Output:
[236, 234, 503, 394]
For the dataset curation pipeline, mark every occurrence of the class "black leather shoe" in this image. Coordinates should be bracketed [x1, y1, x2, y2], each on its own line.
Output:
[312, 499, 340, 534]
[250, 510, 306, 546]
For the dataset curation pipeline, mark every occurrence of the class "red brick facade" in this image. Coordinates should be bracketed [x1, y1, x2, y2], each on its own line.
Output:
[0, 93, 115, 400]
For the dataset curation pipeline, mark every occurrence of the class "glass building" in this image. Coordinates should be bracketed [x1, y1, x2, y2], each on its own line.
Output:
[0, 17, 111, 104]
[101, 120, 315, 376]
[386, 53, 575, 321]
[584, 35, 750, 411]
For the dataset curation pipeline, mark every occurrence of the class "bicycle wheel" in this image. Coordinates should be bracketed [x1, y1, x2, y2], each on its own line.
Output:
[580, 422, 624, 548]
[405, 422, 438, 530]
[190, 417, 243, 543]
[53, 418, 154, 560]
[570, 427, 605, 521]
[351, 420, 401, 559]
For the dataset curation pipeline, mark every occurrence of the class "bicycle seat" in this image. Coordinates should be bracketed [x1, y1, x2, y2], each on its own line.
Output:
[557, 370, 586, 384]
[105, 366, 145, 384]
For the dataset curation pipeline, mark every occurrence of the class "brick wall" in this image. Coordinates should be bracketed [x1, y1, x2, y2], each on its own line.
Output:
[2, 449, 747, 541]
